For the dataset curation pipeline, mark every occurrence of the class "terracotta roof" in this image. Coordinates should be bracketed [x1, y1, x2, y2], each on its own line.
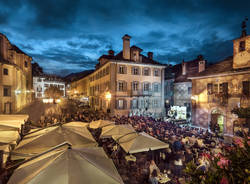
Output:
[189, 56, 250, 78]
[113, 49, 164, 66]
[98, 54, 116, 60]
[172, 56, 204, 83]
[10, 44, 30, 56]
[130, 45, 143, 52]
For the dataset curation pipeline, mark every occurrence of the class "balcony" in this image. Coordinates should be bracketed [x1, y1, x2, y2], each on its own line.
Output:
[129, 89, 153, 96]
[208, 93, 228, 106]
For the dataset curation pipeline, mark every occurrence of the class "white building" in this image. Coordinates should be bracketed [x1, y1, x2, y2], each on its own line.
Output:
[33, 76, 66, 98]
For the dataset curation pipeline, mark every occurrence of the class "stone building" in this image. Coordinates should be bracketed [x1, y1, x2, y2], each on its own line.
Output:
[171, 55, 206, 120]
[33, 75, 66, 98]
[71, 34, 165, 117]
[164, 65, 175, 112]
[189, 30, 250, 135]
[0, 33, 33, 114]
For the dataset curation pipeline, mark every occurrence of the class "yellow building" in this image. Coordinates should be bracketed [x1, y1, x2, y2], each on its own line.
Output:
[71, 34, 165, 117]
[189, 31, 250, 135]
[0, 33, 33, 114]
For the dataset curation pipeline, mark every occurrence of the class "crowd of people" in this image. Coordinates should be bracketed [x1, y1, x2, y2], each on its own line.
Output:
[3, 99, 234, 184]
[105, 115, 229, 184]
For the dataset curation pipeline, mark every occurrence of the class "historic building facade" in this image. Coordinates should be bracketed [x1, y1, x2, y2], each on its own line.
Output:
[33, 75, 66, 98]
[189, 31, 250, 135]
[171, 55, 206, 120]
[0, 33, 33, 113]
[71, 34, 165, 117]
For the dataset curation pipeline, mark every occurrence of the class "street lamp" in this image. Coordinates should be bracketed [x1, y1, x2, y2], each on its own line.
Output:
[105, 92, 111, 100]
[105, 92, 111, 113]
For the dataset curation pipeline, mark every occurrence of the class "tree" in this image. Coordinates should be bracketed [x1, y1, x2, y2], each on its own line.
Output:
[32, 62, 43, 76]
[44, 86, 63, 99]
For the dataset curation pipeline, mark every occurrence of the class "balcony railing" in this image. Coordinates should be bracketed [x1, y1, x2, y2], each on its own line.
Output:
[208, 93, 228, 106]
[129, 89, 153, 96]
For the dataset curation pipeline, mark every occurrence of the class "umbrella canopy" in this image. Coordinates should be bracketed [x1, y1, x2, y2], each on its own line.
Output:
[0, 131, 20, 145]
[100, 124, 135, 138]
[12, 122, 97, 159]
[89, 120, 114, 129]
[0, 114, 28, 131]
[0, 143, 11, 166]
[113, 132, 169, 154]
[8, 146, 124, 184]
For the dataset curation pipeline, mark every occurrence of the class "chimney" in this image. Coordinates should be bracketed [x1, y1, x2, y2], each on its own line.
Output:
[182, 60, 186, 75]
[122, 34, 131, 60]
[108, 50, 114, 56]
[199, 60, 206, 73]
[148, 52, 153, 60]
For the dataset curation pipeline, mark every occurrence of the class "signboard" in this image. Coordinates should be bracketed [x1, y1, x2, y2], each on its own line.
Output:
[168, 106, 187, 120]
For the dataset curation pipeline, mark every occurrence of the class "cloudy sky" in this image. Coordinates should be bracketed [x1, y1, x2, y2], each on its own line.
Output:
[1, 0, 249, 76]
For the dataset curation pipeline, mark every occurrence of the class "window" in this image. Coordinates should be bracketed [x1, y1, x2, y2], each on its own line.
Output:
[143, 83, 150, 91]
[188, 87, 192, 94]
[3, 86, 11, 96]
[213, 84, 218, 94]
[3, 68, 8, 75]
[154, 69, 159, 76]
[219, 83, 228, 94]
[132, 67, 139, 75]
[25, 61, 28, 67]
[239, 41, 245, 52]
[153, 99, 159, 107]
[131, 99, 138, 109]
[143, 68, 150, 76]
[119, 65, 126, 74]
[132, 81, 139, 91]
[207, 83, 213, 95]
[117, 99, 126, 109]
[153, 83, 159, 92]
[118, 82, 125, 91]
[242, 81, 250, 96]
[106, 66, 110, 74]
[140, 99, 144, 108]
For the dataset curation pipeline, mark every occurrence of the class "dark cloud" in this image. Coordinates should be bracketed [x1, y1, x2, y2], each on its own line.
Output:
[0, 0, 249, 76]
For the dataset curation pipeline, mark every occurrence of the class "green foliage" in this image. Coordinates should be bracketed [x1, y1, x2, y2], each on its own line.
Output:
[185, 136, 250, 184]
[231, 107, 250, 118]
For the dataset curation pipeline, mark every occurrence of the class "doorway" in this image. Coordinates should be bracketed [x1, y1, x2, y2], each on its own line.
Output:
[4, 102, 12, 114]
[211, 109, 224, 134]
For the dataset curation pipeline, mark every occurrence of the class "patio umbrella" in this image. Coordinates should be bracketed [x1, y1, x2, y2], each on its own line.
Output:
[8, 146, 124, 184]
[0, 143, 11, 166]
[113, 132, 169, 154]
[89, 120, 114, 129]
[0, 130, 20, 145]
[12, 122, 97, 160]
[0, 114, 28, 131]
[100, 124, 135, 138]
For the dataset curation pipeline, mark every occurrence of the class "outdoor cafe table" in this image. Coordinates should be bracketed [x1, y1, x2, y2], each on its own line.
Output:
[125, 154, 136, 162]
[156, 173, 171, 184]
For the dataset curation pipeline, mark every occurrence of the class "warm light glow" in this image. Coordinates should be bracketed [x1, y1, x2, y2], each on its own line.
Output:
[105, 92, 111, 100]
[191, 95, 198, 101]
[56, 99, 61, 103]
[74, 90, 78, 94]
[15, 90, 21, 95]
[43, 98, 54, 103]
[43, 99, 49, 103]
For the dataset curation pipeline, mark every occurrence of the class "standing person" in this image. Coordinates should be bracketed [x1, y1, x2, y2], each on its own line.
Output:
[149, 160, 160, 180]
[149, 169, 158, 184]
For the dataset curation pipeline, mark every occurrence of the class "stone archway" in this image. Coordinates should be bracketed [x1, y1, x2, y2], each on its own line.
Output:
[210, 108, 225, 134]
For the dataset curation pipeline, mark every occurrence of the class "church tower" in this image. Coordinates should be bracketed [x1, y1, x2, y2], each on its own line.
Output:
[233, 18, 250, 69]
